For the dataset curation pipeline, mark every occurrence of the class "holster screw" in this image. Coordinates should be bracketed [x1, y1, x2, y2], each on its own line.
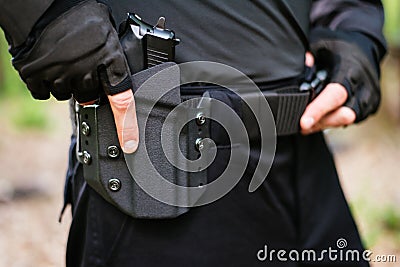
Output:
[109, 179, 121, 192]
[82, 122, 90, 136]
[195, 138, 205, 151]
[82, 151, 92, 165]
[196, 113, 206, 125]
[107, 146, 120, 159]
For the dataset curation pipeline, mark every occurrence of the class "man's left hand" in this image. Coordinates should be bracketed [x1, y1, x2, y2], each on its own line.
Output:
[300, 52, 356, 134]
[300, 83, 356, 134]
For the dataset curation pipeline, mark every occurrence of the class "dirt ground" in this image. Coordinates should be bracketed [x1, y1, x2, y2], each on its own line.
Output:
[0, 97, 399, 267]
[0, 100, 71, 267]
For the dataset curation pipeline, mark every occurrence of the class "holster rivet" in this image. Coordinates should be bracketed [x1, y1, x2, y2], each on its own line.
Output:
[109, 179, 121, 192]
[82, 151, 92, 165]
[195, 138, 205, 151]
[196, 113, 206, 125]
[82, 122, 90, 136]
[107, 146, 120, 159]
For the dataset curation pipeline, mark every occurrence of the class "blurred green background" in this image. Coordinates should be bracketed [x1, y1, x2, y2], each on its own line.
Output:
[0, 1, 399, 266]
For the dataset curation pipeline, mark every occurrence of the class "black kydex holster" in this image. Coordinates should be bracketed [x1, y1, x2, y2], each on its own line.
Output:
[77, 63, 209, 219]
[76, 15, 208, 219]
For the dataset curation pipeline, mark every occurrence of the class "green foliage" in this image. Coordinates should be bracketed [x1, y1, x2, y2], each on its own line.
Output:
[0, 32, 49, 130]
[381, 206, 400, 232]
[380, 205, 400, 246]
[349, 199, 381, 247]
[0, 32, 27, 97]
[10, 98, 49, 130]
[382, 0, 400, 46]
[350, 199, 400, 248]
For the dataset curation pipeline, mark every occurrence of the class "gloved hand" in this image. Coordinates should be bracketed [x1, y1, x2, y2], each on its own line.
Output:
[300, 28, 383, 134]
[308, 28, 381, 123]
[300, 53, 355, 134]
[12, 0, 131, 102]
[7, 0, 139, 153]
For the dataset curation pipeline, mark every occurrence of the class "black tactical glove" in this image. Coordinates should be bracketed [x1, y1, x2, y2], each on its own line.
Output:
[10, 0, 131, 102]
[309, 28, 382, 123]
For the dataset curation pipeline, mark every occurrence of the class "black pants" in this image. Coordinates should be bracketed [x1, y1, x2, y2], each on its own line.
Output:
[64, 131, 368, 267]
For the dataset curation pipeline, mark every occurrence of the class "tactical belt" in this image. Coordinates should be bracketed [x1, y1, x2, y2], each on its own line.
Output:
[180, 83, 310, 137]
[75, 62, 312, 219]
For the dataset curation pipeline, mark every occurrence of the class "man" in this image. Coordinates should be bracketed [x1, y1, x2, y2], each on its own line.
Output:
[0, 0, 386, 266]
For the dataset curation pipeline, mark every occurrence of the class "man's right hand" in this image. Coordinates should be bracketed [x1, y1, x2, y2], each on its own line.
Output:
[108, 91, 139, 154]
[8, 0, 139, 153]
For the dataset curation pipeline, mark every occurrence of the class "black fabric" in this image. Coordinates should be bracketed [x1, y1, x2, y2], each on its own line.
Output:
[310, 0, 386, 55]
[66, 133, 369, 267]
[103, 0, 310, 84]
[0, 0, 54, 48]
[309, 28, 382, 122]
[59, 135, 78, 222]
[34, 0, 87, 32]
[101, 0, 385, 88]
[11, 0, 131, 103]
[10, 0, 86, 59]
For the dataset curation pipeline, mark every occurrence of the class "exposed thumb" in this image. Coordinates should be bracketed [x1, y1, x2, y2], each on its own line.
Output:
[108, 90, 139, 154]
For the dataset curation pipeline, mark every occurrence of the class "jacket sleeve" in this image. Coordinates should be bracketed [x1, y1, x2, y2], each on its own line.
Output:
[310, 0, 387, 122]
[0, 0, 54, 48]
[0, 0, 131, 102]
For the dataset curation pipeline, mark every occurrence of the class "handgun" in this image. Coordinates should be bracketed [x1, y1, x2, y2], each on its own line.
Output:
[122, 13, 180, 72]
[300, 69, 328, 101]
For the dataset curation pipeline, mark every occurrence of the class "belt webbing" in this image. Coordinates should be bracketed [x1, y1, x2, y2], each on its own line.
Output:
[181, 87, 310, 137]
[265, 90, 310, 136]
